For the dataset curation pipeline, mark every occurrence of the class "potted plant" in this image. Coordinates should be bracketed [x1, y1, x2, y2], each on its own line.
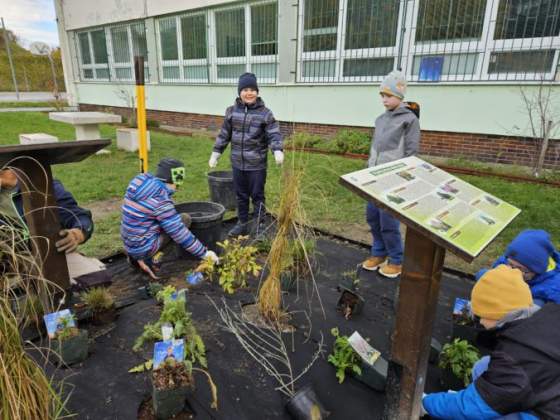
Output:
[216, 237, 261, 294]
[336, 287, 365, 320]
[152, 357, 194, 419]
[338, 264, 362, 291]
[80, 287, 116, 325]
[47, 313, 88, 366]
[452, 298, 482, 345]
[328, 328, 387, 391]
[438, 338, 481, 391]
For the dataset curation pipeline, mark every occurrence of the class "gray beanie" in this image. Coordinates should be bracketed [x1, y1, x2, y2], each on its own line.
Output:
[380, 70, 407, 99]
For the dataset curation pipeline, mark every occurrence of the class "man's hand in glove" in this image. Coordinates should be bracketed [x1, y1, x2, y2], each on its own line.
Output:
[56, 228, 85, 253]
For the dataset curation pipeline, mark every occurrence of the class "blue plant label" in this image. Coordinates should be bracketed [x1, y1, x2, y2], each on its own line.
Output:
[43, 309, 75, 339]
[186, 272, 204, 285]
[153, 339, 185, 369]
[453, 298, 471, 315]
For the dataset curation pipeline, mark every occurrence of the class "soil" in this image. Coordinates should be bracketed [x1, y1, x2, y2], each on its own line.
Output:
[337, 291, 360, 320]
[153, 361, 194, 391]
[241, 302, 296, 333]
[87, 197, 123, 221]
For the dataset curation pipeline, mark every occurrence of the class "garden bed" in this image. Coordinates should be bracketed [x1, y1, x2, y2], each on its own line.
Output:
[37, 220, 475, 419]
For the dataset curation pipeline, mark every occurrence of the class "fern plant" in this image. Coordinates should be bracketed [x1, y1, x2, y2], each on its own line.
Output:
[217, 237, 261, 294]
[439, 338, 481, 386]
[327, 328, 362, 383]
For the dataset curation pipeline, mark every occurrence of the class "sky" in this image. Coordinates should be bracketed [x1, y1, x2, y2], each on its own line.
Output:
[0, 0, 59, 48]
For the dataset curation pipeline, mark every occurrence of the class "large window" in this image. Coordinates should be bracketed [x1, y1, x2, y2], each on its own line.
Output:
[495, 0, 560, 40]
[77, 29, 109, 80]
[299, 0, 400, 82]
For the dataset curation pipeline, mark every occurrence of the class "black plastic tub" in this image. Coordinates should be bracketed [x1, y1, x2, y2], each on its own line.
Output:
[285, 385, 328, 420]
[175, 202, 226, 257]
[208, 171, 237, 210]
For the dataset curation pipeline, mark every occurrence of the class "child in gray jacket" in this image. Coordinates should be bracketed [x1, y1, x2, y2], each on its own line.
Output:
[363, 71, 420, 278]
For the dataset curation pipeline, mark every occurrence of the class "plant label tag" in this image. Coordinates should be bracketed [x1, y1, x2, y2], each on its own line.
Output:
[161, 323, 173, 341]
[348, 331, 380, 366]
[453, 298, 471, 316]
[43, 309, 75, 339]
[153, 339, 185, 369]
[186, 271, 204, 285]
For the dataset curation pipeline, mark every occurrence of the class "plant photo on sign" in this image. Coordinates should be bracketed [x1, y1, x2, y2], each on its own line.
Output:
[216, 236, 261, 294]
[438, 338, 481, 387]
[328, 328, 362, 383]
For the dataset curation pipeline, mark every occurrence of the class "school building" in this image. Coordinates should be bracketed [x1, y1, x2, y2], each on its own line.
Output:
[53, 0, 560, 168]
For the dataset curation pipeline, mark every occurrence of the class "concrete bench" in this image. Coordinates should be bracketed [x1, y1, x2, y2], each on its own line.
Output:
[116, 128, 151, 152]
[19, 133, 59, 145]
[49, 112, 121, 141]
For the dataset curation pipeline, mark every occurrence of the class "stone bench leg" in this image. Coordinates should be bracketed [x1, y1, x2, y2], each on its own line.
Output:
[75, 125, 100, 141]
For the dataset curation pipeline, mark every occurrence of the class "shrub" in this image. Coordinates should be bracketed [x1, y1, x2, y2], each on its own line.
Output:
[332, 129, 371, 154]
[284, 132, 324, 149]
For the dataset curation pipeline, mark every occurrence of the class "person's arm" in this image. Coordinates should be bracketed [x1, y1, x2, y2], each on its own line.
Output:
[153, 200, 207, 258]
[53, 180, 93, 241]
[403, 116, 420, 157]
[475, 256, 507, 280]
[423, 384, 501, 419]
[265, 110, 282, 152]
[213, 107, 233, 154]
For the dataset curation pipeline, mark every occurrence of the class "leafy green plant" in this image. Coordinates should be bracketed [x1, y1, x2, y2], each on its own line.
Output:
[332, 129, 370, 155]
[195, 256, 216, 281]
[217, 237, 261, 294]
[284, 132, 324, 149]
[133, 287, 207, 367]
[328, 328, 362, 383]
[438, 338, 481, 386]
[80, 287, 114, 313]
[155, 285, 177, 303]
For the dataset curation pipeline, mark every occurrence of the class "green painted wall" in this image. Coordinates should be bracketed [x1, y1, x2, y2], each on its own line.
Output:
[76, 82, 560, 139]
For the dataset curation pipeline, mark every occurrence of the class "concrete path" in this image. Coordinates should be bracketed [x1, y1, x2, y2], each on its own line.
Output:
[0, 91, 67, 102]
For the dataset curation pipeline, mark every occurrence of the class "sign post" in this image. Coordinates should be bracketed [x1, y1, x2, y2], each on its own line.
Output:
[134, 56, 148, 173]
[339, 156, 520, 419]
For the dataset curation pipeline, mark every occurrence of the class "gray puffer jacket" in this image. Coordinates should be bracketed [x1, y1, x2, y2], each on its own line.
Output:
[368, 103, 420, 167]
[213, 97, 283, 171]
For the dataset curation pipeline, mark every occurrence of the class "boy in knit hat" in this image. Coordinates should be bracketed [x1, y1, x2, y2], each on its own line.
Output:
[209, 72, 283, 237]
[422, 265, 560, 419]
[476, 229, 560, 305]
[362, 70, 420, 278]
[121, 158, 218, 279]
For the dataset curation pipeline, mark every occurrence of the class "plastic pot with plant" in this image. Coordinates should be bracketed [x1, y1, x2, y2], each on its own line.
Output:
[336, 287, 365, 320]
[80, 287, 116, 325]
[452, 298, 482, 345]
[45, 311, 88, 366]
[328, 328, 387, 391]
[438, 338, 481, 391]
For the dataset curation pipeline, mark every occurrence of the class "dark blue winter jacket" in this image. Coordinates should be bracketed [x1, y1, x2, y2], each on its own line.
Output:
[11, 179, 93, 241]
[213, 97, 283, 171]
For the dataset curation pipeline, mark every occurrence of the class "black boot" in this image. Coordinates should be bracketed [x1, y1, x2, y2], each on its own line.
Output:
[228, 221, 249, 237]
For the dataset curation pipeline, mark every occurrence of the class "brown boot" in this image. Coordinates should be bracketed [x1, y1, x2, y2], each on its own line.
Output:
[379, 263, 402, 278]
[362, 256, 387, 271]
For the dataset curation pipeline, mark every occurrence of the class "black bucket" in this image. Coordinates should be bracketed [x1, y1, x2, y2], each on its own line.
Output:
[175, 202, 225, 257]
[285, 385, 328, 420]
[208, 171, 237, 210]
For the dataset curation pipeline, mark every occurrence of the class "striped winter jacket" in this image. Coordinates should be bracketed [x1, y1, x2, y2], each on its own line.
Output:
[121, 173, 206, 260]
[213, 97, 283, 171]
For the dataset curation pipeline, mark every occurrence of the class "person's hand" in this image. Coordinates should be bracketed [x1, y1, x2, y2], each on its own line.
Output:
[137, 259, 159, 280]
[55, 228, 85, 253]
[274, 150, 284, 165]
[204, 250, 219, 264]
[209, 152, 221, 168]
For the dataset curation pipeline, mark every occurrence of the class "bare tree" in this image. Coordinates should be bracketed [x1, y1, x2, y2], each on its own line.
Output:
[519, 81, 560, 177]
[113, 86, 136, 127]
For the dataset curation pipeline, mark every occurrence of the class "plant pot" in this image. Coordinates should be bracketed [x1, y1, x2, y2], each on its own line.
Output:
[92, 307, 117, 325]
[281, 271, 296, 292]
[152, 384, 190, 419]
[175, 202, 226, 257]
[336, 287, 365, 319]
[285, 385, 328, 420]
[440, 367, 466, 391]
[208, 170, 237, 210]
[452, 322, 481, 346]
[352, 356, 388, 391]
[54, 329, 88, 366]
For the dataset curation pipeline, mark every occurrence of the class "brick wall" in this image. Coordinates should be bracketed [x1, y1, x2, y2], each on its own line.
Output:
[80, 103, 560, 169]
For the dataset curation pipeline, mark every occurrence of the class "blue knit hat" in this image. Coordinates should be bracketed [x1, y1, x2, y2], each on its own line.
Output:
[505, 230, 555, 275]
[238, 72, 259, 95]
[379, 70, 407, 99]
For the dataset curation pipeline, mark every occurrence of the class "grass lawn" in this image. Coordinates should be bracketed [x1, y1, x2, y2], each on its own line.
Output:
[0, 101, 68, 108]
[0, 111, 558, 274]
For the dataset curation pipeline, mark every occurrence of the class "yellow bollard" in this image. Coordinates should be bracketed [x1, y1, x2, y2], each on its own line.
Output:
[135, 56, 148, 173]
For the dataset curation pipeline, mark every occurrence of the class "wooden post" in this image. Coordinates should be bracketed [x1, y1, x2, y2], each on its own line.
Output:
[383, 227, 445, 419]
[12, 160, 70, 291]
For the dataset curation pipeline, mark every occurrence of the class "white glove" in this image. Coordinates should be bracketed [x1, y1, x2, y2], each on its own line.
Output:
[274, 150, 284, 165]
[419, 393, 428, 417]
[209, 152, 221, 168]
[204, 250, 219, 264]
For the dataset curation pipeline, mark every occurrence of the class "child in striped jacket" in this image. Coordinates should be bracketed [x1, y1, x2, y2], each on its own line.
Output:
[121, 158, 218, 279]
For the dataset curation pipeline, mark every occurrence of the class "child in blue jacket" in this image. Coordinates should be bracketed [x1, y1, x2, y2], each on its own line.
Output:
[475, 229, 560, 305]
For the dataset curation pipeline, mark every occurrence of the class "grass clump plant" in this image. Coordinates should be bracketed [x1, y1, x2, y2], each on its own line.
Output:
[80, 287, 114, 313]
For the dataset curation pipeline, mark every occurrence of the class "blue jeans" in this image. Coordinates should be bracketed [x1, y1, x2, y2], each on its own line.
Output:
[366, 202, 403, 265]
[472, 356, 536, 420]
